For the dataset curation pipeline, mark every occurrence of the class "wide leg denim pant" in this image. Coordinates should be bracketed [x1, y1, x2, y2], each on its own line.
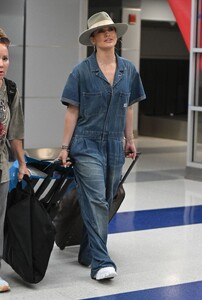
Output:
[70, 136, 124, 278]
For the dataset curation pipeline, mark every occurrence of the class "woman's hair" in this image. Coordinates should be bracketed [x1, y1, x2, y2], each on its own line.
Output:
[0, 28, 10, 47]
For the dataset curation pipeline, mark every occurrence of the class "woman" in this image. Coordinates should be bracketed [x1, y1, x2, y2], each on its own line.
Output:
[0, 28, 30, 292]
[58, 11, 146, 280]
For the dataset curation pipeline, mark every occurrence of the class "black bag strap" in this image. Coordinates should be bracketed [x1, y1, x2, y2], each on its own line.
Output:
[4, 78, 17, 162]
[4, 77, 17, 108]
[19, 174, 35, 196]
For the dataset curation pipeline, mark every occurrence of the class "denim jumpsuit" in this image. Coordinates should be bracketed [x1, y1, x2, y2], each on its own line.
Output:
[61, 52, 146, 278]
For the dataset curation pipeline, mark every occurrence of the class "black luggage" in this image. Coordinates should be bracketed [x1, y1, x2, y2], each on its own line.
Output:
[5, 156, 75, 283]
[3, 175, 55, 284]
[53, 154, 140, 249]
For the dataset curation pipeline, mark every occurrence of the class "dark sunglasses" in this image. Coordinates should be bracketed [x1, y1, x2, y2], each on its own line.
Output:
[0, 37, 10, 45]
[91, 26, 116, 36]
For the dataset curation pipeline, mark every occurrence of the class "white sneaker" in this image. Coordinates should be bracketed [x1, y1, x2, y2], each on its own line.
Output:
[0, 277, 10, 293]
[95, 267, 117, 280]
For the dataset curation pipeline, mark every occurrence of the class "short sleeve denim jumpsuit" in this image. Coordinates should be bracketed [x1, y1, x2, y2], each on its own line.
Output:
[61, 52, 146, 278]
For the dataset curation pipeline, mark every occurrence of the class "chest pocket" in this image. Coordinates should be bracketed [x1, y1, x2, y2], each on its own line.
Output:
[82, 92, 107, 117]
[116, 92, 131, 117]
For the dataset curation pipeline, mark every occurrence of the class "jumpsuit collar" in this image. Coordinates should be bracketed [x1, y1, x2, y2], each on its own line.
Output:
[88, 52, 125, 87]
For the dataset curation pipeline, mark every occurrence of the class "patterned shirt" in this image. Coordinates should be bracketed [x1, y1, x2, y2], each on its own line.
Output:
[0, 79, 24, 183]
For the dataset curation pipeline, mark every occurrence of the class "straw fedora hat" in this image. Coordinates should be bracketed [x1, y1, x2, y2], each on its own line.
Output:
[79, 11, 128, 46]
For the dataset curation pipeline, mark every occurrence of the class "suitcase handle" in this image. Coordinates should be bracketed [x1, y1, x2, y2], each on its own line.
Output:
[53, 158, 72, 165]
[120, 152, 141, 185]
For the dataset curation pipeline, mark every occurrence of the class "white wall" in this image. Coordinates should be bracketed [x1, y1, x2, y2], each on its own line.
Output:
[122, 8, 142, 136]
[141, 0, 176, 22]
[24, 0, 88, 149]
[0, 0, 24, 95]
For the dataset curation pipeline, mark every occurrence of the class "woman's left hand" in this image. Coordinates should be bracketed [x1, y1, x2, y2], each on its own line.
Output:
[124, 141, 137, 160]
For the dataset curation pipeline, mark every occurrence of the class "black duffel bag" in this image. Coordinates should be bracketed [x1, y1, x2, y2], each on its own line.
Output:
[3, 175, 55, 284]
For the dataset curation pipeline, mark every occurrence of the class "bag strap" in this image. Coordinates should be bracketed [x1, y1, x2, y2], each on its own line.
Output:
[18, 174, 35, 196]
[4, 77, 17, 108]
[4, 78, 17, 161]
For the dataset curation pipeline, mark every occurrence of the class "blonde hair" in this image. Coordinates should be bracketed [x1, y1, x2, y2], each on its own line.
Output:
[0, 28, 10, 47]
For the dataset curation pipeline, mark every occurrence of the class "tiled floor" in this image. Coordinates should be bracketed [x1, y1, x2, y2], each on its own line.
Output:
[2, 136, 202, 299]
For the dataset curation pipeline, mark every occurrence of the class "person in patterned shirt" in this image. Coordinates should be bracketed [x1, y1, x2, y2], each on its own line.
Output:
[0, 28, 30, 293]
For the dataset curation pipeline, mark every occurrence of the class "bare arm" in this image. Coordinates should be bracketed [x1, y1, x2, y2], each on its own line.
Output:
[10, 139, 30, 181]
[58, 104, 79, 166]
[124, 105, 137, 160]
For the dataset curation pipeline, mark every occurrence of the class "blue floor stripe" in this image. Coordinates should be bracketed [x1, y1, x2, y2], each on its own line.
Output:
[108, 205, 202, 234]
[83, 281, 202, 300]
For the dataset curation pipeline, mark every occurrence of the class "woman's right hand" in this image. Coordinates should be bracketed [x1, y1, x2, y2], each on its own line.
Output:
[57, 149, 72, 167]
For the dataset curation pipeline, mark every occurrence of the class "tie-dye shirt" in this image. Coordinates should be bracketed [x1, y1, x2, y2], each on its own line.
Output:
[0, 79, 24, 183]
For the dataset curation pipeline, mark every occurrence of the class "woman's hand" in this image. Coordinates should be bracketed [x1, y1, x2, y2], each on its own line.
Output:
[57, 149, 72, 167]
[18, 162, 30, 182]
[124, 140, 137, 160]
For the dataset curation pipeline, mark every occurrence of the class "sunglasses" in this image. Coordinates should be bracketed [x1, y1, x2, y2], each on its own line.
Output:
[0, 37, 10, 45]
[91, 26, 116, 36]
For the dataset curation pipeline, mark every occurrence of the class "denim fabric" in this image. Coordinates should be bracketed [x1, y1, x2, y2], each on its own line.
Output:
[62, 52, 146, 139]
[71, 137, 123, 277]
[61, 52, 146, 277]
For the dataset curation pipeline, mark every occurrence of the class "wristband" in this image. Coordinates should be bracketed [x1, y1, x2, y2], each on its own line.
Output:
[124, 136, 134, 142]
[61, 145, 69, 151]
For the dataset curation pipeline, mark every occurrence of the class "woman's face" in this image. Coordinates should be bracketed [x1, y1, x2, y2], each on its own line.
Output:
[0, 43, 9, 84]
[90, 26, 117, 50]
